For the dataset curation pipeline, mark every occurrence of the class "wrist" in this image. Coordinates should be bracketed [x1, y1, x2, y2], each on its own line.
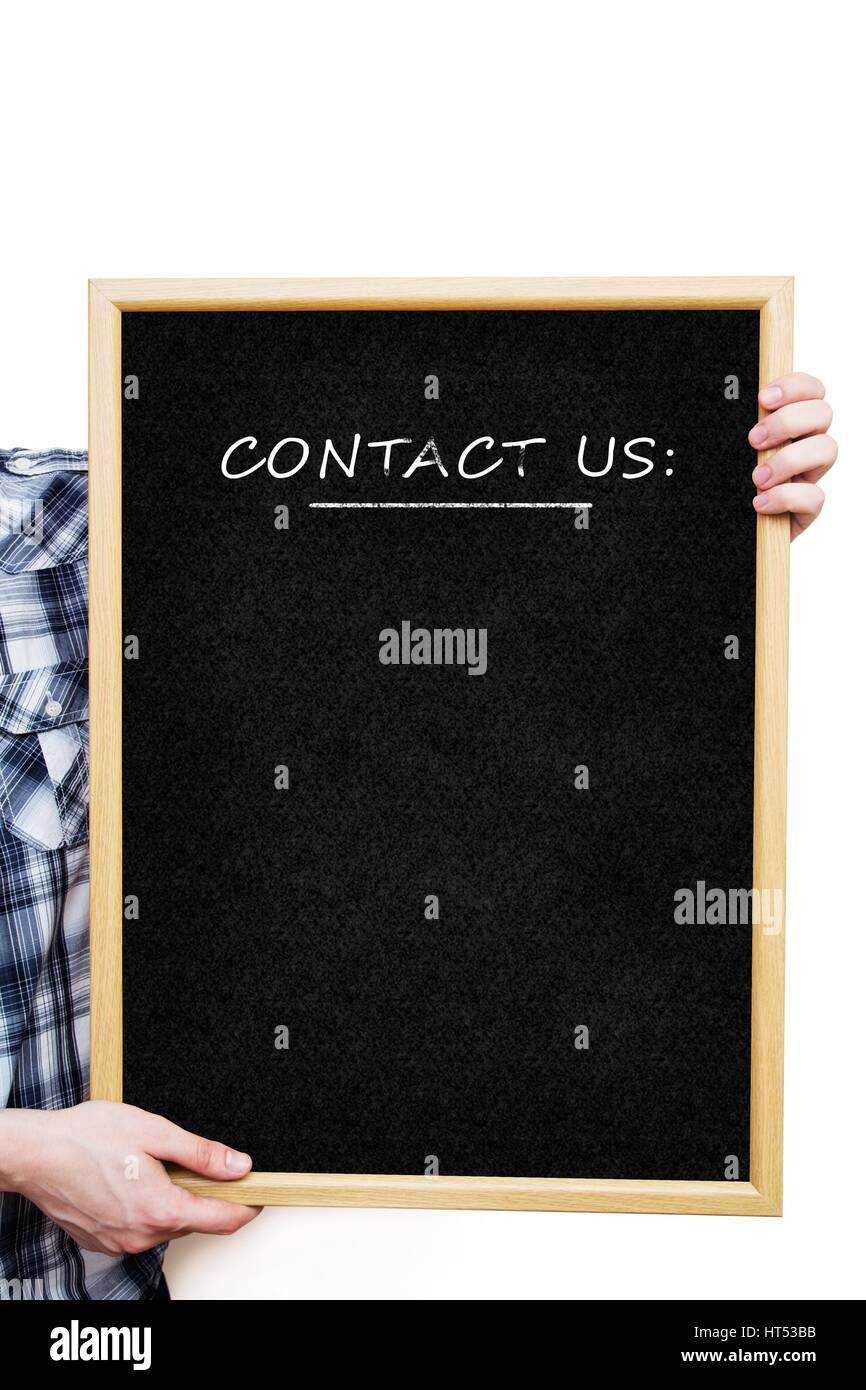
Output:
[0, 1108, 54, 1193]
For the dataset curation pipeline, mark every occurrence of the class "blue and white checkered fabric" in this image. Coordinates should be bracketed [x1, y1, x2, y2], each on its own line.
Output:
[0, 448, 165, 1300]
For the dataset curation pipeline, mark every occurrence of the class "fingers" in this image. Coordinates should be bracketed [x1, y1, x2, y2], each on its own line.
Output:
[753, 433, 838, 489]
[749, 373, 834, 536]
[118, 1180, 262, 1250]
[749, 399, 833, 451]
[171, 1189, 264, 1237]
[753, 481, 825, 538]
[101, 1179, 261, 1253]
[758, 372, 825, 410]
[144, 1115, 252, 1181]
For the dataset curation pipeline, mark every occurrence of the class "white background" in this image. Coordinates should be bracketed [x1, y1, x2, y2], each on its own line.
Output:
[4, 0, 863, 1300]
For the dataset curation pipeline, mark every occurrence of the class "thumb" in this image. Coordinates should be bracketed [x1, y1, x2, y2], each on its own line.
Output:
[145, 1116, 253, 1180]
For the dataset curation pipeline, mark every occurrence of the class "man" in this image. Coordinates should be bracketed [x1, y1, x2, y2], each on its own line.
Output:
[0, 449, 259, 1301]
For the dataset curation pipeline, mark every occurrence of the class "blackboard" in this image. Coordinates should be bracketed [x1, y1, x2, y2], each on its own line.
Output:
[90, 279, 791, 1215]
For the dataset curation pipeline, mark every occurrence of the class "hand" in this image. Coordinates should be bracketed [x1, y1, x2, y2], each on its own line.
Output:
[0, 1101, 262, 1255]
[749, 372, 836, 538]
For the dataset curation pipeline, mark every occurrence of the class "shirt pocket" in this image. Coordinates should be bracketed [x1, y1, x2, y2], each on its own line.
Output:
[0, 471, 87, 575]
[0, 660, 89, 851]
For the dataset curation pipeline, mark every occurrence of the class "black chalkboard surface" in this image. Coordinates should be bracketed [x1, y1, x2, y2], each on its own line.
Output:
[90, 280, 791, 1213]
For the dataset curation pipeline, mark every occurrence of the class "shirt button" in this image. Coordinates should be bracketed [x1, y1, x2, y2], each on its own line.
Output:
[45, 700, 63, 717]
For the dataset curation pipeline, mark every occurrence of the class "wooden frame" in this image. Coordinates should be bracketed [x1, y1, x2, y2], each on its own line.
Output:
[89, 278, 792, 1215]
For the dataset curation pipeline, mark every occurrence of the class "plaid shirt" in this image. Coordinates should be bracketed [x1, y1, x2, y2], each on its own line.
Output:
[0, 448, 164, 1300]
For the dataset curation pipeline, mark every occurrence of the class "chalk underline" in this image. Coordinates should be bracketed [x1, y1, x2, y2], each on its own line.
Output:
[308, 502, 593, 509]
